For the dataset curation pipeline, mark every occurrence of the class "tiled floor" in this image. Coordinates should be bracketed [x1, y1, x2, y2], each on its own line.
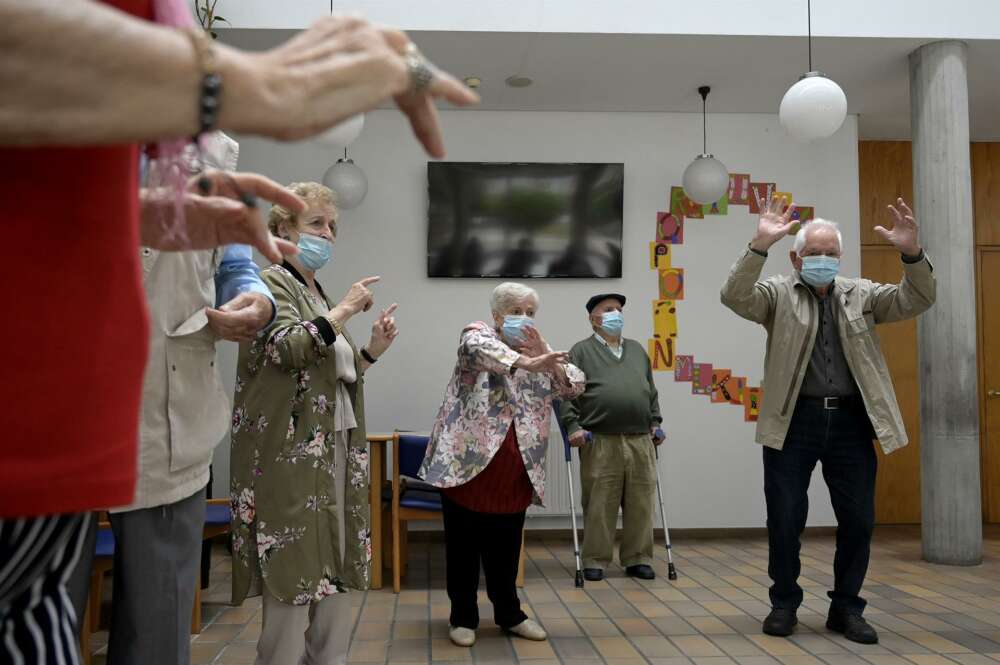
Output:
[85, 526, 1000, 664]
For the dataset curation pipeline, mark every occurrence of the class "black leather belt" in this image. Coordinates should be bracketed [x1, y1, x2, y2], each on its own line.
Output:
[799, 394, 862, 410]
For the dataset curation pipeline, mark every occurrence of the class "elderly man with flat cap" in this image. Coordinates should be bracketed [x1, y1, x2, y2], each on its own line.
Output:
[560, 293, 665, 581]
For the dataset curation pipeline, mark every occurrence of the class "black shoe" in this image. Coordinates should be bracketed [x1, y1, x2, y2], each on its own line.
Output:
[826, 609, 878, 644]
[762, 608, 798, 637]
[625, 564, 655, 580]
[583, 568, 604, 581]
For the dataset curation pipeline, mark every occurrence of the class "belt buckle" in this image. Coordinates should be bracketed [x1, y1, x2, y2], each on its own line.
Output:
[823, 396, 839, 410]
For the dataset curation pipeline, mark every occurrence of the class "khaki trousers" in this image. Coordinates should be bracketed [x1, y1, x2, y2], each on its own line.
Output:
[579, 433, 657, 570]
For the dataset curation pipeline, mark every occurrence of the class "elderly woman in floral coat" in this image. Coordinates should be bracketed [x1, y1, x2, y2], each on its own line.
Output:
[420, 282, 586, 648]
[229, 182, 399, 665]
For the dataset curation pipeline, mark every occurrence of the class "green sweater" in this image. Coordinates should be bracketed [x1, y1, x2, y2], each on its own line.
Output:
[560, 336, 662, 435]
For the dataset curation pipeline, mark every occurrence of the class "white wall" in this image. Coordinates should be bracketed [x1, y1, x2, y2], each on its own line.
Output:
[219, 0, 1000, 40]
[213, 109, 861, 528]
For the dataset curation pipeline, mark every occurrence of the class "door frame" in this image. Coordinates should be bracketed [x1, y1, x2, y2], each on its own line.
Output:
[977, 247, 1000, 523]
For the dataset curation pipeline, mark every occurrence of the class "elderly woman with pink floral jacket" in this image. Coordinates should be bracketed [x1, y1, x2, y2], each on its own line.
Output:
[420, 282, 585, 648]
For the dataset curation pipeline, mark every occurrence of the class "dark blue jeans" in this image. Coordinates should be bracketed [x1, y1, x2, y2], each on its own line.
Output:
[764, 398, 877, 614]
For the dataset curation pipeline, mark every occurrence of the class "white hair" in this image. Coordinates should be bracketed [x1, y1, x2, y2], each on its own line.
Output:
[793, 218, 843, 255]
[490, 282, 539, 314]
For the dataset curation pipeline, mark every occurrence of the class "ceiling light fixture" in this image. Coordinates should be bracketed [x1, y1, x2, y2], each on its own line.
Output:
[778, 0, 848, 142]
[682, 86, 729, 205]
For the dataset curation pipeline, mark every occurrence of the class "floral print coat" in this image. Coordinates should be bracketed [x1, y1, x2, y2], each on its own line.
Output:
[230, 265, 371, 607]
[419, 321, 586, 506]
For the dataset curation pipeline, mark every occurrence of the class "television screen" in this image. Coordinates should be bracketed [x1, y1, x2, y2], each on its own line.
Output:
[427, 162, 624, 278]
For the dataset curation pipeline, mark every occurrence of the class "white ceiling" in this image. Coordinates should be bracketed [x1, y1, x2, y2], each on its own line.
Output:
[222, 30, 1000, 140]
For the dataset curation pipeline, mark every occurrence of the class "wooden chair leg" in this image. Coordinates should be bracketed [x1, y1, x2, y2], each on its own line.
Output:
[399, 520, 409, 577]
[516, 530, 526, 588]
[190, 568, 202, 634]
[79, 593, 91, 665]
[392, 512, 402, 593]
[382, 507, 393, 570]
[89, 571, 102, 633]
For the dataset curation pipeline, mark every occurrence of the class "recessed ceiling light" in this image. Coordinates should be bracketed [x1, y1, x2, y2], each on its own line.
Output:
[463, 76, 482, 89]
[505, 75, 533, 88]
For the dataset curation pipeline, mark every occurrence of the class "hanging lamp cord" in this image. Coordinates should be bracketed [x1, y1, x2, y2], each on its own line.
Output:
[698, 86, 710, 155]
[807, 0, 813, 72]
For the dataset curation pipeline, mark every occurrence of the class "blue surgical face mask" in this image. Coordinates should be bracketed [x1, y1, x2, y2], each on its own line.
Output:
[799, 255, 840, 287]
[297, 233, 332, 271]
[600, 311, 624, 336]
[501, 315, 533, 345]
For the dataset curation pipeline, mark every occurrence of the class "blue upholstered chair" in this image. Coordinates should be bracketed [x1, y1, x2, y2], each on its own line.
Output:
[389, 433, 526, 593]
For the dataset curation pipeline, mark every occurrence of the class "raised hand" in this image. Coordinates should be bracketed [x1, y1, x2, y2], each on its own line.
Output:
[875, 198, 921, 256]
[206, 292, 274, 343]
[515, 350, 569, 374]
[367, 303, 399, 358]
[329, 276, 380, 325]
[750, 194, 797, 253]
[242, 16, 479, 158]
[140, 170, 304, 264]
[518, 325, 549, 358]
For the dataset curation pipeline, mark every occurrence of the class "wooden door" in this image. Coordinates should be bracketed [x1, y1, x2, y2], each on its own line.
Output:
[979, 250, 1000, 522]
[861, 247, 922, 523]
[859, 141, 921, 524]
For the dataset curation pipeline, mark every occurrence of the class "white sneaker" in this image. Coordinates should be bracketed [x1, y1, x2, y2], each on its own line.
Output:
[507, 618, 547, 641]
[449, 625, 476, 647]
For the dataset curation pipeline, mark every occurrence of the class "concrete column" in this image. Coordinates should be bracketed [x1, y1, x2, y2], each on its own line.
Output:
[910, 40, 982, 565]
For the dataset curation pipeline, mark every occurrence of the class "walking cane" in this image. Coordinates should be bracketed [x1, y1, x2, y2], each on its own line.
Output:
[553, 402, 586, 588]
[653, 429, 678, 580]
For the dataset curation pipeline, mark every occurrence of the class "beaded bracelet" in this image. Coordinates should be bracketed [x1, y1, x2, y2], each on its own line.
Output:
[185, 28, 222, 140]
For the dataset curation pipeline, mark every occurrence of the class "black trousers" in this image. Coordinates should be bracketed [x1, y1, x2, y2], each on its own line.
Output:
[441, 494, 528, 630]
[764, 398, 877, 614]
[0, 513, 93, 665]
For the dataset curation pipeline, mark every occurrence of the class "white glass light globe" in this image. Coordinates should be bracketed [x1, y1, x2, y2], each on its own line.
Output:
[779, 72, 847, 142]
[322, 159, 368, 210]
[682, 154, 729, 205]
[313, 113, 365, 149]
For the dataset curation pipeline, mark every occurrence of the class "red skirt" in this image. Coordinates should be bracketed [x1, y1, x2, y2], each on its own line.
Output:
[442, 426, 534, 514]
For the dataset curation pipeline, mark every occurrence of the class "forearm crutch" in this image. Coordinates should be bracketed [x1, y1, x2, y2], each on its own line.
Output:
[554, 401, 585, 588]
[653, 433, 678, 580]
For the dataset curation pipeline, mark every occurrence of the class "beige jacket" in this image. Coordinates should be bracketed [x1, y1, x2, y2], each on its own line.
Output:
[720, 247, 936, 454]
[113, 132, 239, 512]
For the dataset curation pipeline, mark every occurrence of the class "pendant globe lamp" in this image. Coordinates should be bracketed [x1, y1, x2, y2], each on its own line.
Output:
[682, 86, 729, 205]
[778, 0, 847, 142]
[322, 148, 368, 210]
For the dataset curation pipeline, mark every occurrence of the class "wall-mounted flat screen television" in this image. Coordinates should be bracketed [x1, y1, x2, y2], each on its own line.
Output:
[427, 162, 624, 278]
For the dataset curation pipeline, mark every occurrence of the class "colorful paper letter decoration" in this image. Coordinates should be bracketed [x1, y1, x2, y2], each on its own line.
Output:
[649, 242, 671, 270]
[791, 206, 815, 223]
[703, 194, 729, 216]
[749, 182, 776, 214]
[692, 363, 714, 395]
[648, 338, 675, 371]
[728, 376, 747, 405]
[652, 300, 678, 343]
[670, 186, 704, 219]
[744, 387, 762, 421]
[674, 355, 694, 381]
[711, 369, 732, 403]
[658, 268, 685, 300]
[728, 174, 751, 205]
[656, 212, 684, 244]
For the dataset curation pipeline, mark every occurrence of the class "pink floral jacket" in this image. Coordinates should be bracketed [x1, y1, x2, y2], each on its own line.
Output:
[419, 321, 586, 506]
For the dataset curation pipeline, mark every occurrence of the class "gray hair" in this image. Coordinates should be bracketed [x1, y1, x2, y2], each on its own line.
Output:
[793, 218, 843, 255]
[490, 282, 539, 314]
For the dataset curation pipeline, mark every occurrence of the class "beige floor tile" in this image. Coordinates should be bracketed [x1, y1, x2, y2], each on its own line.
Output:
[670, 634, 727, 657]
[591, 636, 644, 659]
